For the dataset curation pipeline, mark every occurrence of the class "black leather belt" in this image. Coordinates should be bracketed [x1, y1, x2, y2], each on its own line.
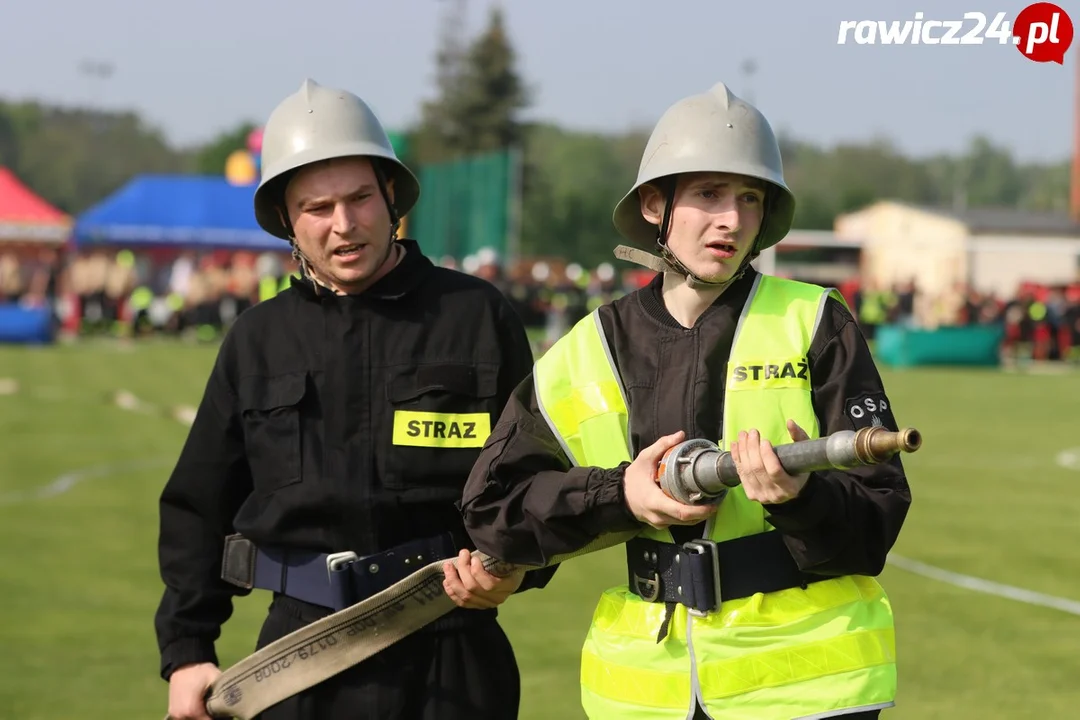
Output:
[221, 532, 458, 612]
[626, 532, 822, 616]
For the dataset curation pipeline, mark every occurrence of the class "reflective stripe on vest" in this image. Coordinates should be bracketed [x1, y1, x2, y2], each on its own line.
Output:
[533, 275, 897, 720]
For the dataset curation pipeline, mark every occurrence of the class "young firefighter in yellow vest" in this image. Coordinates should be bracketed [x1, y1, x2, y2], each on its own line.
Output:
[460, 83, 912, 720]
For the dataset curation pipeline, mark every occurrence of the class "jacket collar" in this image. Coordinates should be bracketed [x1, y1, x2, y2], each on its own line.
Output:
[291, 239, 432, 302]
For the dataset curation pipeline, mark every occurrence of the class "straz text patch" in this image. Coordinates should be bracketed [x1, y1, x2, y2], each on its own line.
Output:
[392, 411, 491, 448]
[727, 357, 811, 391]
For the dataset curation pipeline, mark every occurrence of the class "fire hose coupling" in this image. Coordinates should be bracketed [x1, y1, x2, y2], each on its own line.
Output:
[658, 426, 922, 506]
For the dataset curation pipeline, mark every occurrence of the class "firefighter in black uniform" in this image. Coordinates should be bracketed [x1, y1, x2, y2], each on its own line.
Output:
[459, 83, 912, 719]
[155, 79, 553, 720]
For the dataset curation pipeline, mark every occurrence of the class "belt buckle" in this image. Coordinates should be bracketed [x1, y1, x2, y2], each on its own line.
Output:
[326, 550, 358, 579]
[682, 539, 720, 617]
[632, 571, 661, 602]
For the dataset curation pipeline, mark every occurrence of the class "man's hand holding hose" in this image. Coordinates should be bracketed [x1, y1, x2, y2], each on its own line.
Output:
[731, 420, 813, 505]
[443, 548, 527, 609]
[623, 420, 826, 524]
[167, 662, 221, 720]
[623, 431, 718, 529]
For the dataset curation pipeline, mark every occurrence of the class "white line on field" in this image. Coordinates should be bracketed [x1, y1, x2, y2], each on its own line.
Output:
[171, 405, 197, 426]
[887, 554, 1080, 617]
[112, 389, 158, 415]
[1056, 448, 1080, 472]
[0, 457, 173, 505]
[112, 389, 197, 427]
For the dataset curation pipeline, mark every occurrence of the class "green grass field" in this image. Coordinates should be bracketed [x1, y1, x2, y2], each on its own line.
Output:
[1, 339, 1079, 719]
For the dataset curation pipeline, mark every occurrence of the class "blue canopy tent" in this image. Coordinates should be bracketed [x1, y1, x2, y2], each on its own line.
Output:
[73, 174, 285, 252]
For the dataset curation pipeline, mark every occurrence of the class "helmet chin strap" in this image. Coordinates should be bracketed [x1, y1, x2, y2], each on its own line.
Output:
[611, 244, 754, 292]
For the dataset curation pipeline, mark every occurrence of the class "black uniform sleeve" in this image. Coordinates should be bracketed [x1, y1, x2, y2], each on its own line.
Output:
[462, 292, 622, 582]
[493, 291, 536, 417]
[461, 374, 640, 568]
[763, 296, 912, 577]
[154, 333, 254, 680]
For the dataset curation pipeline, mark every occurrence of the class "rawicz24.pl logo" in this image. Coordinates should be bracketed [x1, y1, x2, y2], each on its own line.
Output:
[837, 3, 1074, 64]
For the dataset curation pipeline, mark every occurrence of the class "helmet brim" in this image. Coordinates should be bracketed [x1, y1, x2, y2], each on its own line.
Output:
[612, 170, 796, 253]
[253, 143, 420, 240]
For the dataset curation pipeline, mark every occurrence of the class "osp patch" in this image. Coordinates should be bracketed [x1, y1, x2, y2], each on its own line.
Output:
[844, 392, 897, 431]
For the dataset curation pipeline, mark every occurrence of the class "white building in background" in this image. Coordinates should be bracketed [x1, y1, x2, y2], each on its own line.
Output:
[753, 230, 863, 286]
[834, 200, 1080, 299]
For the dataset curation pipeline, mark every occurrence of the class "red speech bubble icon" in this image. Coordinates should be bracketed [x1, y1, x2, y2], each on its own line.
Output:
[1014, 2, 1074, 64]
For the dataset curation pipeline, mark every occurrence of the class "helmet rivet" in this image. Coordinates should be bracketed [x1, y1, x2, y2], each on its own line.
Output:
[726, 123, 734, 128]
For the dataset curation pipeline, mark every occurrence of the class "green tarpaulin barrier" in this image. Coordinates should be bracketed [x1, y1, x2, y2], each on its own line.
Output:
[875, 324, 1005, 367]
[408, 150, 514, 260]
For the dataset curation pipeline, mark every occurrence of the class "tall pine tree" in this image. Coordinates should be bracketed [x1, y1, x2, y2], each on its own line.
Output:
[454, 5, 530, 153]
[412, 0, 468, 163]
[413, 3, 530, 162]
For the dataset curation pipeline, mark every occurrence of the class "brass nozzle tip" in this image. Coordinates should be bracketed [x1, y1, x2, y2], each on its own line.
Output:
[857, 425, 924, 464]
[898, 427, 922, 453]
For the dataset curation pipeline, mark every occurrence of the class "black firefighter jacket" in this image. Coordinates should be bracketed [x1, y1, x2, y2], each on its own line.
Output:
[154, 239, 554, 680]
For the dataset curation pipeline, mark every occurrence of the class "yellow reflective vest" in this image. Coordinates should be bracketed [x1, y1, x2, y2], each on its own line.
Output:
[533, 274, 898, 720]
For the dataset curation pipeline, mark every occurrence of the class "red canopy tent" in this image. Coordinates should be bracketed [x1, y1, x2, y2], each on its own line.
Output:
[0, 167, 71, 246]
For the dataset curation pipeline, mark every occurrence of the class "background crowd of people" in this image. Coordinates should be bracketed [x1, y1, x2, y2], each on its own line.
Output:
[1, 246, 1078, 363]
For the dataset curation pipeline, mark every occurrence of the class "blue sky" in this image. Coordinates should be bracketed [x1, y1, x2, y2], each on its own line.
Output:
[1, 0, 1076, 161]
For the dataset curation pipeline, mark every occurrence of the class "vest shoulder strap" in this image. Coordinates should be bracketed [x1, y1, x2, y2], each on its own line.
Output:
[733, 275, 845, 358]
[533, 310, 632, 468]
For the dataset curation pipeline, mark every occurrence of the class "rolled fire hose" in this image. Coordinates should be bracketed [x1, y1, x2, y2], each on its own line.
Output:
[172, 425, 921, 720]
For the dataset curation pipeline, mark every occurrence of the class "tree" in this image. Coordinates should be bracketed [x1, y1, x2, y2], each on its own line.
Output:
[454, 5, 530, 153]
[411, 0, 469, 163]
[412, 4, 530, 162]
[1019, 160, 1069, 213]
[0, 102, 189, 213]
[958, 135, 1025, 208]
[191, 121, 258, 175]
[519, 124, 649, 266]
[0, 105, 24, 171]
